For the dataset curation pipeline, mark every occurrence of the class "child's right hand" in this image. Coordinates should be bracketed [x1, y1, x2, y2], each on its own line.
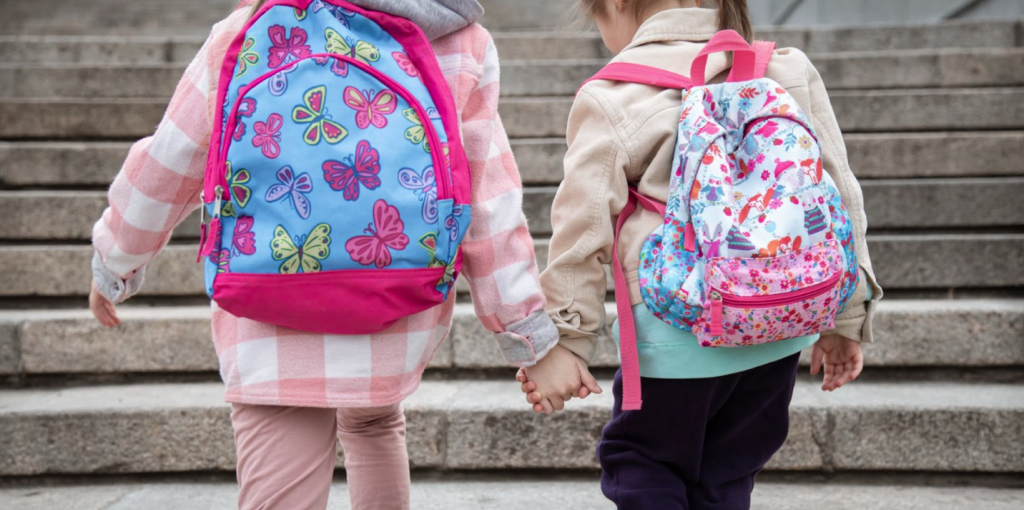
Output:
[516, 345, 602, 416]
[89, 281, 120, 328]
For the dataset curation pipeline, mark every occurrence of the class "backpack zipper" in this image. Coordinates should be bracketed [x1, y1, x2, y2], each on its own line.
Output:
[214, 52, 451, 203]
[708, 271, 842, 336]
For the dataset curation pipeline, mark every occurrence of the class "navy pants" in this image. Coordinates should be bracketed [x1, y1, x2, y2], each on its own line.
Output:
[597, 353, 800, 510]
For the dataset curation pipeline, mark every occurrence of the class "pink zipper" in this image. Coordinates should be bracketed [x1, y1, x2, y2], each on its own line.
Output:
[708, 271, 842, 335]
[214, 52, 450, 202]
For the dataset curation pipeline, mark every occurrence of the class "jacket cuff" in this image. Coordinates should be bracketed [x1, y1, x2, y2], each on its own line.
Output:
[826, 265, 882, 343]
[495, 310, 559, 368]
[91, 251, 146, 304]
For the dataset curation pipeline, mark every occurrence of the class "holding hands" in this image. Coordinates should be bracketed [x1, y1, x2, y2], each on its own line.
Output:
[515, 345, 602, 415]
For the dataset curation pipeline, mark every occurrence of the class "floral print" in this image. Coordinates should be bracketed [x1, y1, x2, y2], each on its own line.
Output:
[638, 77, 859, 346]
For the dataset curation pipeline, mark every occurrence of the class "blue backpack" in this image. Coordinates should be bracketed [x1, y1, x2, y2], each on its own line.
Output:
[197, 0, 472, 334]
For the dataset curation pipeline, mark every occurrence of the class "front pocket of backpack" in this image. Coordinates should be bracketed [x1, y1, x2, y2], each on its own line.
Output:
[693, 239, 844, 347]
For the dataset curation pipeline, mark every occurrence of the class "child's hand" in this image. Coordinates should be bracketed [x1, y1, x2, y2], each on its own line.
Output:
[516, 345, 602, 415]
[89, 281, 120, 328]
[810, 334, 862, 391]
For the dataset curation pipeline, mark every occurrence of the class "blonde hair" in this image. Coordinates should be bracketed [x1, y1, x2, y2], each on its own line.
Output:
[578, 0, 754, 43]
[247, 0, 268, 18]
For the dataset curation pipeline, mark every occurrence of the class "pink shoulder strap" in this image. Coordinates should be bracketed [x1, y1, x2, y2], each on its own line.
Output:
[578, 63, 692, 93]
[613, 188, 664, 411]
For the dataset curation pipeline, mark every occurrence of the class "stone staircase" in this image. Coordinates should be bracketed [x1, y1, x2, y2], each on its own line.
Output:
[1, 1, 1023, 507]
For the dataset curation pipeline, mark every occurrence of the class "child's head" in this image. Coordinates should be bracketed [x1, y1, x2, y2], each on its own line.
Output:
[579, 0, 752, 54]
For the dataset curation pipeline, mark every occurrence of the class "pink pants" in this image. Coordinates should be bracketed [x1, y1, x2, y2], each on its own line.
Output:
[231, 403, 410, 510]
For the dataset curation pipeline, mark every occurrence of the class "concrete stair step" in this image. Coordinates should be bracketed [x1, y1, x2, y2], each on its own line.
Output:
[0, 35, 204, 65]
[5, 48, 1023, 99]
[1, 300, 1020, 376]
[1, 234, 1021, 298]
[497, 88, 1024, 138]
[6, 23, 1023, 65]
[2, 477, 1023, 510]
[499, 48, 1024, 96]
[1, 379, 1021, 474]
[5, 178, 1019, 240]
[4, 88, 1022, 140]
[4, 133, 1022, 189]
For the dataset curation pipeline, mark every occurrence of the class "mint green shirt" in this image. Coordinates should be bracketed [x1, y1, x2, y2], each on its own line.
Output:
[612, 305, 816, 379]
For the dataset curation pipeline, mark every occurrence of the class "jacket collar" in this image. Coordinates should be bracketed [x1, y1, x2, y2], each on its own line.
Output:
[622, 8, 719, 52]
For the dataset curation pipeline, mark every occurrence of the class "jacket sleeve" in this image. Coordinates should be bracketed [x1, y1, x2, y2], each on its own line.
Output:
[457, 33, 558, 367]
[90, 29, 217, 303]
[540, 87, 632, 363]
[804, 56, 883, 343]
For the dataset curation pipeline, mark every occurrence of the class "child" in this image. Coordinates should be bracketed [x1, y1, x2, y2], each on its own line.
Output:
[89, 1, 558, 509]
[520, 0, 883, 508]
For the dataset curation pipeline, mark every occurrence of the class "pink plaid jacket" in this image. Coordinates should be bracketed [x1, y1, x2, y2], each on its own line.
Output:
[92, 7, 555, 408]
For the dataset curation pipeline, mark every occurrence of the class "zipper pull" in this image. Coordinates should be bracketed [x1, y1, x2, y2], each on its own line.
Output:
[709, 290, 723, 337]
[199, 186, 224, 258]
[196, 191, 207, 263]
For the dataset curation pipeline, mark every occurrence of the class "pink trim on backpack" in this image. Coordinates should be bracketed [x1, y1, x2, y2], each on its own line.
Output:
[578, 63, 692, 93]
[212, 267, 447, 335]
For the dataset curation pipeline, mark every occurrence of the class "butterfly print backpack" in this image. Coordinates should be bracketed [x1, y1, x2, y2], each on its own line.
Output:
[198, 0, 471, 334]
[582, 31, 859, 410]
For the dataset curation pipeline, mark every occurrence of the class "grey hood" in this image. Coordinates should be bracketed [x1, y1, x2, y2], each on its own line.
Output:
[350, 0, 485, 40]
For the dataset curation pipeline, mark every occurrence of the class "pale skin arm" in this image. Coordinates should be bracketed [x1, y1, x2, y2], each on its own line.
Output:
[89, 282, 120, 328]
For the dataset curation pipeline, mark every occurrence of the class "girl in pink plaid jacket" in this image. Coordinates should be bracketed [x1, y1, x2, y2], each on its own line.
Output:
[88, 1, 568, 508]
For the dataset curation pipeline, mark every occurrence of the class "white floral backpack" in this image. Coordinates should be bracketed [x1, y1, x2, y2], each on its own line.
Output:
[583, 31, 859, 410]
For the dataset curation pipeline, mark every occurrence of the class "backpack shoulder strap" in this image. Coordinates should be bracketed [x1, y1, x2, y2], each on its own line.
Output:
[752, 40, 776, 79]
[578, 63, 693, 94]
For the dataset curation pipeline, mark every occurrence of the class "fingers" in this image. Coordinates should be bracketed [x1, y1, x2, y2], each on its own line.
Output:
[539, 397, 555, 416]
[551, 396, 565, 412]
[527, 391, 543, 405]
[822, 359, 835, 392]
[520, 380, 537, 394]
[578, 365, 603, 396]
[516, 369, 527, 383]
[809, 343, 823, 376]
[578, 386, 591, 399]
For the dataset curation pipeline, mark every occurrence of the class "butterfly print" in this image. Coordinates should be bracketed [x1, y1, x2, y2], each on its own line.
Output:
[343, 87, 396, 129]
[392, 51, 419, 79]
[271, 223, 331, 274]
[225, 162, 252, 209]
[398, 165, 437, 223]
[231, 98, 256, 142]
[292, 85, 348, 145]
[252, 113, 283, 159]
[402, 107, 440, 152]
[445, 204, 465, 242]
[232, 121, 246, 142]
[210, 248, 231, 274]
[310, 0, 357, 27]
[323, 139, 381, 202]
[267, 25, 311, 69]
[419, 231, 438, 259]
[232, 216, 257, 256]
[266, 166, 314, 219]
[268, 64, 297, 97]
[320, 28, 380, 77]
[235, 37, 259, 78]
[346, 200, 409, 268]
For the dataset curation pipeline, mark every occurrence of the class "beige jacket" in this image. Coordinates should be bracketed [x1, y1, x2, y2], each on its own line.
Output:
[541, 8, 883, 363]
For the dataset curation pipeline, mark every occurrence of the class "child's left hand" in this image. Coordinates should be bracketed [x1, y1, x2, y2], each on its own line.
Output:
[89, 281, 120, 328]
[810, 334, 862, 391]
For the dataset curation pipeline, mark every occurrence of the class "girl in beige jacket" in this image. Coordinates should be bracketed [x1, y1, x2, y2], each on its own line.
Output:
[518, 0, 883, 507]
